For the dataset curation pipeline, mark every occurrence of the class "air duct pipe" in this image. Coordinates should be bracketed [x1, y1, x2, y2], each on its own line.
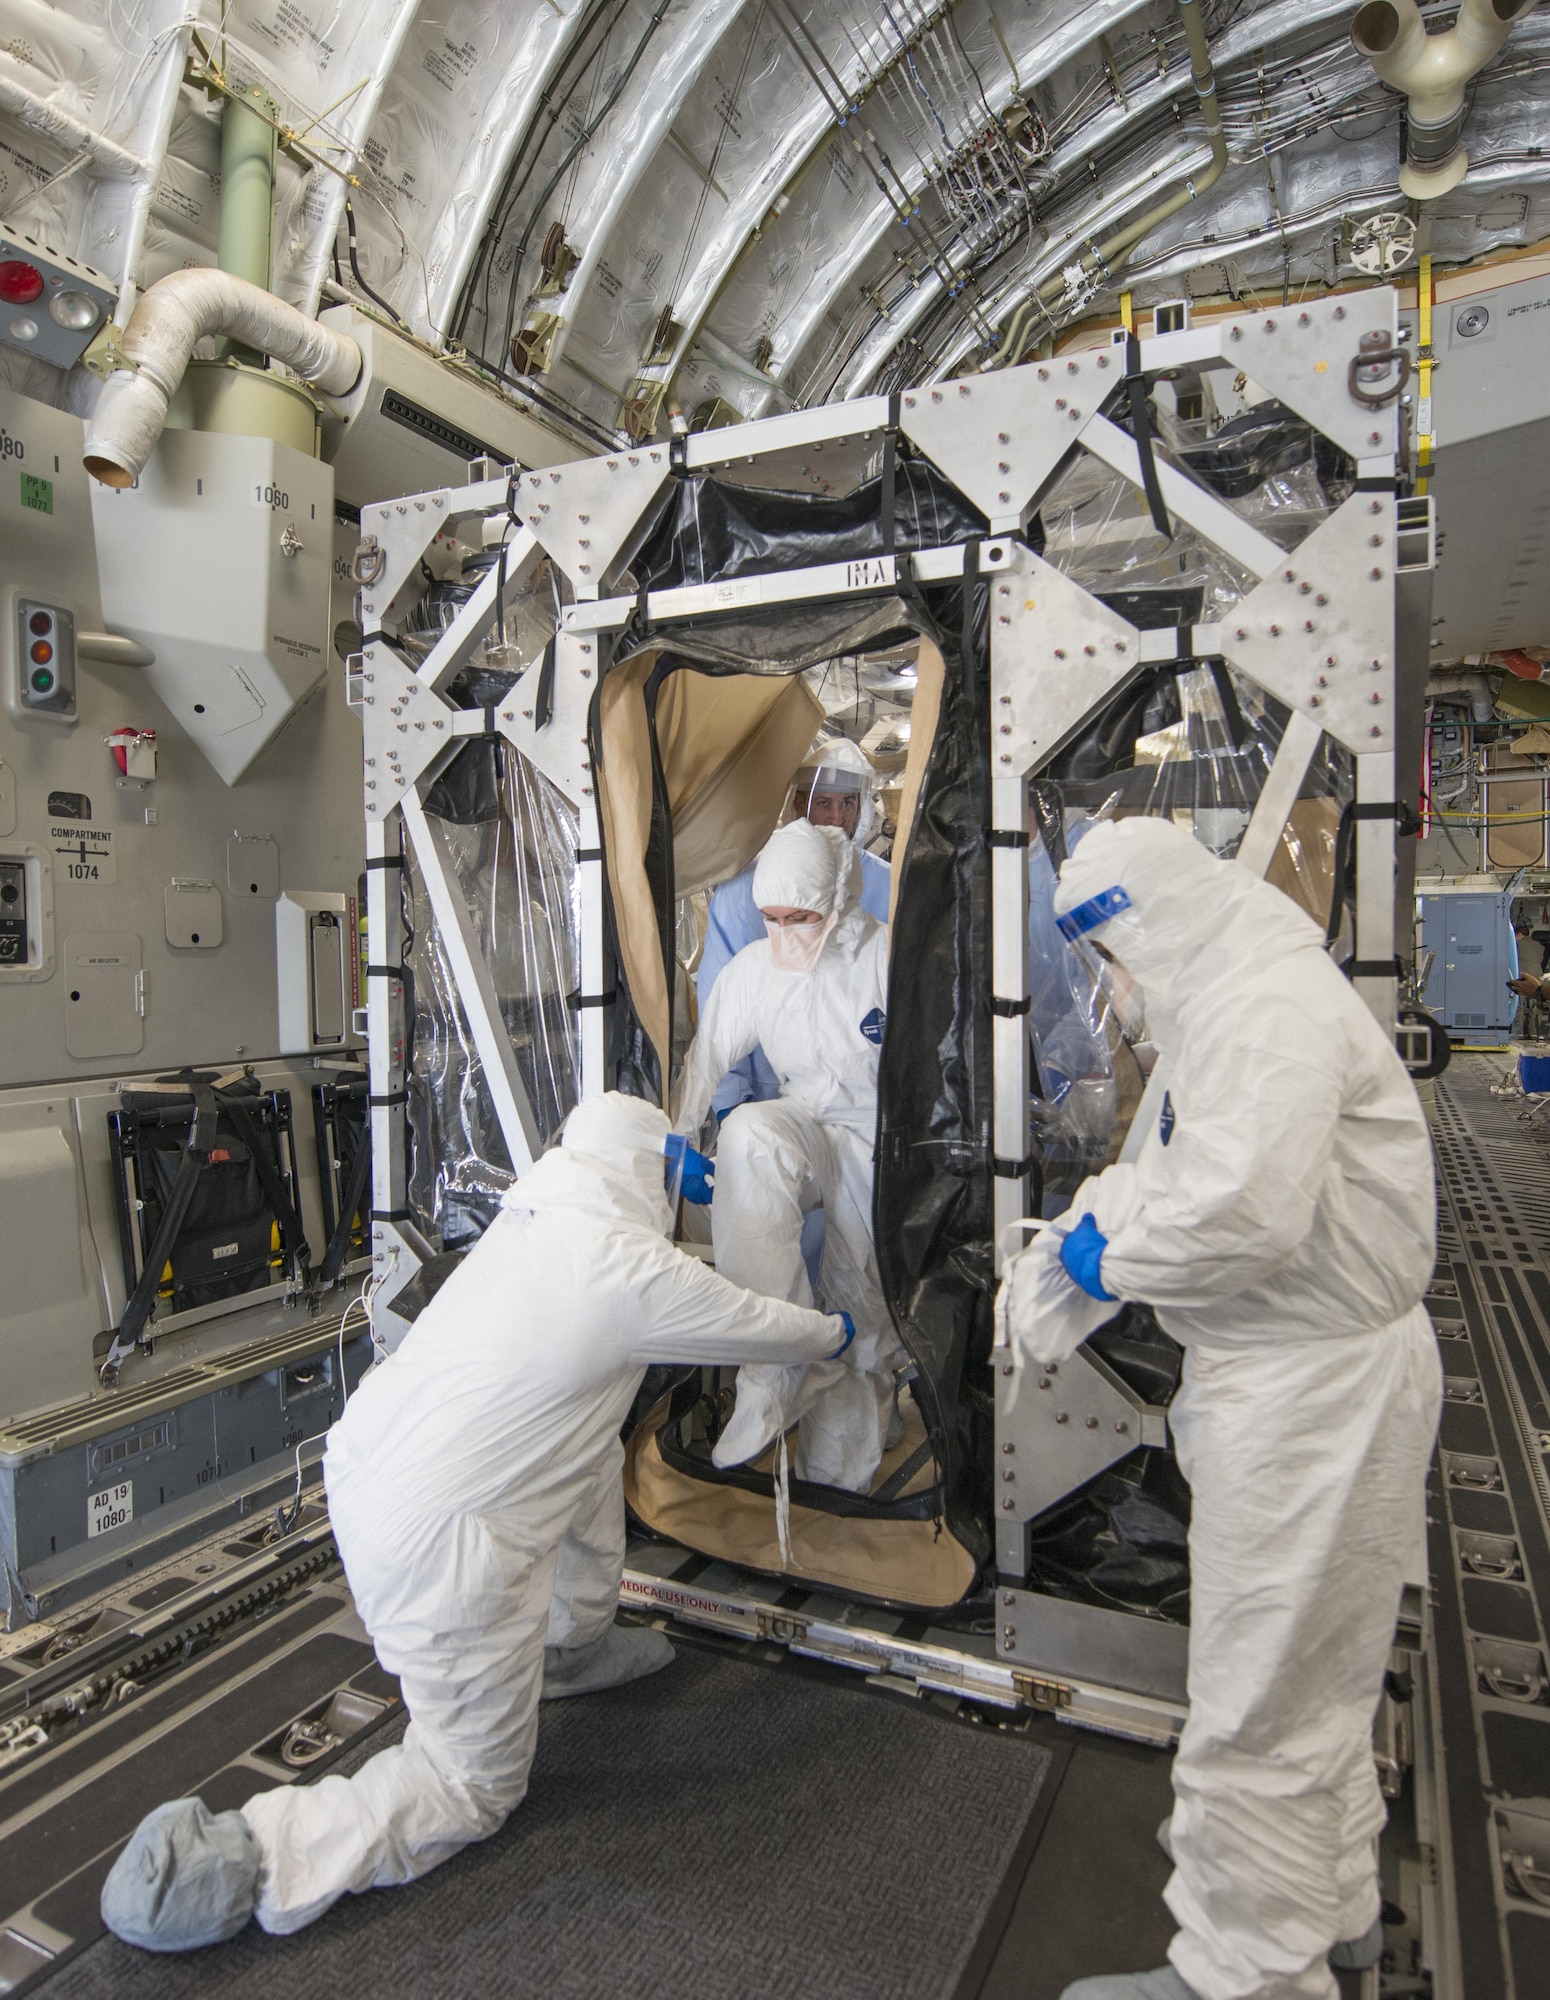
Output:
[987, 0, 1226, 368]
[1351, 0, 1537, 200]
[82, 272, 362, 485]
[83, 82, 361, 486]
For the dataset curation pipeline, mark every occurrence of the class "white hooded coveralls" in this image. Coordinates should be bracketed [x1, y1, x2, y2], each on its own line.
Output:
[238, 1094, 845, 1935]
[1018, 817, 1441, 2000]
[677, 818, 903, 1493]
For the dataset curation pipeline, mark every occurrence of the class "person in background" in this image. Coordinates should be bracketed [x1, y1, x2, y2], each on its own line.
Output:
[696, 737, 889, 1119]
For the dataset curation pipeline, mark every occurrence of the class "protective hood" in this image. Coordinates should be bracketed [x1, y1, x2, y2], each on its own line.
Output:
[501, 1090, 673, 1236]
[793, 735, 879, 845]
[1052, 818, 1326, 1024]
[752, 819, 862, 922]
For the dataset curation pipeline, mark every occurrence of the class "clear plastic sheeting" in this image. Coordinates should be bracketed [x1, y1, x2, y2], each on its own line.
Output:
[1026, 665, 1354, 1205]
[1038, 451, 1253, 617]
[403, 744, 580, 1250]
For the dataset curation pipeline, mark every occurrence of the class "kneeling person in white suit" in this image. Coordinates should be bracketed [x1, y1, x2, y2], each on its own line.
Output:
[100, 1094, 853, 1952]
[677, 816, 905, 1494]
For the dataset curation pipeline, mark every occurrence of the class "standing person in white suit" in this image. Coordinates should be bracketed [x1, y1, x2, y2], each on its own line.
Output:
[99, 1093, 853, 1952]
[999, 817, 1440, 2000]
[677, 815, 904, 1494]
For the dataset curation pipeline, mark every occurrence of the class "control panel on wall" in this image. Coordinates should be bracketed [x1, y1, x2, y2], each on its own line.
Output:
[0, 857, 26, 964]
[5, 595, 76, 721]
[277, 890, 361, 1054]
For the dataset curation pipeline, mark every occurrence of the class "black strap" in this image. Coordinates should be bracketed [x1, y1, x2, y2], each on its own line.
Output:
[872, 1437, 935, 1505]
[364, 855, 405, 872]
[534, 637, 557, 729]
[1125, 333, 1173, 542]
[109, 1075, 223, 1359]
[483, 703, 497, 737]
[575, 846, 604, 863]
[992, 1154, 1035, 1178]
[987, 828, 1030, 849]
[219, 1093, 313, 1286]
[365, 963, 406, 979]
[880, 425, 897, 555]
[368, 1090, 407, 1107]
[570, 989, 618, 1010]
[991, 995, 1031, 1017]
[1352, 799, 1423, 835]
[318, 1128, 372, 1290]
[371, 1207, 413, 1223]
[1355, 475, 1398, 492]
[1326, 802, 1356, 946]
[1351, 958, 1404, 979]
[961, 536, 982, 706]
[494, 533, 510, 655]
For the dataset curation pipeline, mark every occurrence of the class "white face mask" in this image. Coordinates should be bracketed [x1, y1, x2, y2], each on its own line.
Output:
[765, 912, 836, 973]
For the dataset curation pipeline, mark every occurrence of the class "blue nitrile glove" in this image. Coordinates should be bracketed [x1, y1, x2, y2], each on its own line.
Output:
[830, 1310, 856, 1357]
[1060, 1213, 1116, 1301]
[663, 1133, 716, 1204]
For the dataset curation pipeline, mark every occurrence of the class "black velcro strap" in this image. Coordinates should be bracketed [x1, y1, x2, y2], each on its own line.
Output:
[992, 1154, 1036, 1179]
[368, 1091, 408, 1107]
[987, 828, 1030, 849]
[1351, 800, 1423, 835]
[364, 855, 405, 872]
[880, 427, 897, 555]
[1125, 333, 1173, 543]
[991, 995, 1031, 1017]
[483, 704, 497, 737]
[360, 630, 386, 648]
[1351, 958, 1404, 979]
[1355, 475, 1398, 491]
[365, 964, 406, 979]
[370, 1208, 413, 1223]
[534, 637, 556, 729]
[872, 1436, 935, 1505]
[569, 990, 618, 1010]
[574, 847, 604, 863]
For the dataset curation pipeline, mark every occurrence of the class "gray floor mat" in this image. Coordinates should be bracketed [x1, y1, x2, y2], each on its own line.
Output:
[41, 1646, 1056, 2000]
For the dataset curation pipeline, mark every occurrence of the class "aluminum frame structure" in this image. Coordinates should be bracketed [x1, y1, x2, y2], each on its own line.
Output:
[356, 284, 1431, 1712]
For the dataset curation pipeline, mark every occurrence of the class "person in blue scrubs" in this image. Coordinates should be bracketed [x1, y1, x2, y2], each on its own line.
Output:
[695, 738, 890, 1119]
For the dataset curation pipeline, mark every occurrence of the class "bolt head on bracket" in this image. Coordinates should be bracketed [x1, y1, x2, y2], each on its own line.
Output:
[990, 543, 1144, 776]
[518, 448, 672, 599]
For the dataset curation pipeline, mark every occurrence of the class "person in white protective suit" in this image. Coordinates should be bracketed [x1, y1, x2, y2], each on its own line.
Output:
[697, 737, 890, 1119]
[99, 1093, 853, 1953]
[999, 817, 1441, 2000]
[677, 815, 905, 1495]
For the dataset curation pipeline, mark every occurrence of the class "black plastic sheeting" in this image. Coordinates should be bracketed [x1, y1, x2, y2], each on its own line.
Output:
[627, 458, 992, 592]
[1023, 1448, 1191, 1623]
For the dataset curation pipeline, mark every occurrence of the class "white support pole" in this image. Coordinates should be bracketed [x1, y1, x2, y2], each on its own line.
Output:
[990, 775, 1031, 1265]
[1353, 750, 1399, 1033]
[1235, 709, 1324, 880]
[400, 793, 544, 1173]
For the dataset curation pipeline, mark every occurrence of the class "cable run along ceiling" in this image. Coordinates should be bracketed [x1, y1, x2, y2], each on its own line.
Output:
[0, 0, 1547, 440]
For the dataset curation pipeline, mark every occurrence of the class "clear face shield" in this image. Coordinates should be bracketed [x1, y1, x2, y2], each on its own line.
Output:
[790, 763, 872, 843]
[1055, 885, 1148, 1040]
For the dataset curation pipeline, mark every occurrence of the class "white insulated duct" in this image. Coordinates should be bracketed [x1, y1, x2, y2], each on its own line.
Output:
[1351, 0, 1538, 199]
[83, 269, 362, 486]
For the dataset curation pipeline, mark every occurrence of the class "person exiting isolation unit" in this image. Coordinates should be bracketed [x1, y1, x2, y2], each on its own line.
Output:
[677, 815, 904, 1494]
[998, 818, 1441, 2000]
[100, 1094, 853, 1952]
[697, 737, 890, 1117]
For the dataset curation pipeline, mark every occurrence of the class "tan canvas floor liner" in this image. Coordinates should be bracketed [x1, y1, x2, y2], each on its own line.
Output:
[624, 1394, 979, 1608]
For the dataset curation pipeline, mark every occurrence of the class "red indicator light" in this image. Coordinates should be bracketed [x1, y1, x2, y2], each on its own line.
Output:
[28, 610, 51, 636]
[0, 260, 44, 305]
[29, 639, 52, 666]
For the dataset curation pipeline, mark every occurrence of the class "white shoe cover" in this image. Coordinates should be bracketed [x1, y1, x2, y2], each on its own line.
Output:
[100, 1797, 260, 1951]
[1328, 1915, 1384, 1970]
[711, 1365, 796, 1469]
[541, 1624, 675, 1700]
[1059, 1969, 1200, 2000]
